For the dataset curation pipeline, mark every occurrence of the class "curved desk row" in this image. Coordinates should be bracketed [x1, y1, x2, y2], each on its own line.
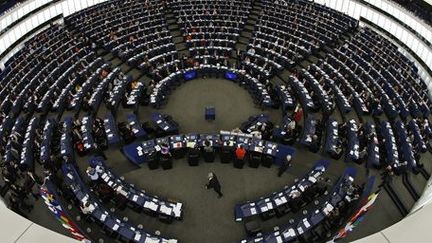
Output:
[122, 132, 296, 167]
[235, 160, 330, 221]
[241, 167, 358, 243]
[88, 156, 183, 220]
[149, 65, 274, 108]
[62, 163, 178, 243]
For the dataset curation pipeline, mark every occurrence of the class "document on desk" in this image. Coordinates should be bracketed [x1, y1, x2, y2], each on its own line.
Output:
[283, 228, 296, 238]
[144, 201, 158, 211]
[267, 202, 273, 209]
[134, 232, 141, 241]
[186, 142, 196, 148]
[145, 238, 161, 243]
[275, 198, 283, 206]
[304, 219, 311, 228]
[270, 235, 281, 243]
[298, 184, 305, 192]
[173, 207, 182, 217]
[118, 188, 128, 197]
[112, 224, 120, 231]
[254, 147, 263, 153]
[308, 176, 317, 183]
[160, 205, 173, 215]
[323, 203, 334, 215]
[297, 226, 304, 234]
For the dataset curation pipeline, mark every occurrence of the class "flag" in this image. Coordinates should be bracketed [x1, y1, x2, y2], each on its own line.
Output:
[332, 192, 379, 241]
[39, 184, 88, 241]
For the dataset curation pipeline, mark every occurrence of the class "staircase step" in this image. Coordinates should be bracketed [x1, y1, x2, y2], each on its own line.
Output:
[240, 31, 253, 38]
[102, 52, 114, 61]
[170, 30, 182, 37]
[235, 43, 248, 51]
[97, 49, 108, 56]
[247, 19, 257, 25]
[119, 63, 133, 73]
[272, 75, 287, 85]
[167, 19, 177, 24]
[175, 43, 187, 50]
[173, 36, 184, 44]
[239, 35, 251, 42]
[244, 26, 254, 32]
[126, 69, 144, 81]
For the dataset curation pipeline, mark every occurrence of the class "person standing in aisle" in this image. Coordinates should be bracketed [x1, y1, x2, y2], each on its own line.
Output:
[278, 155, 293, 177]
[205, 172, 223, 198]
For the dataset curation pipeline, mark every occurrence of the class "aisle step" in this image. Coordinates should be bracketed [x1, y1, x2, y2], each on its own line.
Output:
[164, 6, 190, 56]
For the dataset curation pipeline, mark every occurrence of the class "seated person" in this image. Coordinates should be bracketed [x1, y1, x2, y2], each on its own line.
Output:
[202, 140, 215, 162]
[234, 145, 247, 168]
[203, 140, 214, 153]
[160, 143, 171, 159]
[187, 144, 201, 165]
[80, 201, 95, 215]
[288, 190, 303, 212]
[250, 129, 262, 139]
[118, 122, 134, 142]
[309, 134, 320, 153]
[235, 145, 247, 161]
[220, 141, 235, 163]
[278, 155, 292, 177]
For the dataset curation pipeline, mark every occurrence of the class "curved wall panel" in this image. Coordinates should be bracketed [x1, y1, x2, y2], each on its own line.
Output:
[0, 0, 108, 69]
[0, 0, 431, 242]
[0, 0, 54, 31]
[313, 0, 432, 96]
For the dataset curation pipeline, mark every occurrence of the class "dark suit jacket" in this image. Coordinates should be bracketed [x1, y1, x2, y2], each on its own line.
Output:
[207, 176, 221, 191]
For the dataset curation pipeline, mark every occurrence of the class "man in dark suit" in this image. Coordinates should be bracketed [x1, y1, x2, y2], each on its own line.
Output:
[205, 172, 223, 198]
[277, 155, 292, 177]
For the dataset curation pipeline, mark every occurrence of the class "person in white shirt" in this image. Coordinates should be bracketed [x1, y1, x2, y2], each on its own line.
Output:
[250, 130, 262, 139]
[86, 167, 99, 181]
[80, 201, 95, 215]
[278, 155, 292, 177]
[247, 48, 255, 55]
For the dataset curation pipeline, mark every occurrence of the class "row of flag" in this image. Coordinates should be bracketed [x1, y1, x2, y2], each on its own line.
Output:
[40, 184, 88, 242]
